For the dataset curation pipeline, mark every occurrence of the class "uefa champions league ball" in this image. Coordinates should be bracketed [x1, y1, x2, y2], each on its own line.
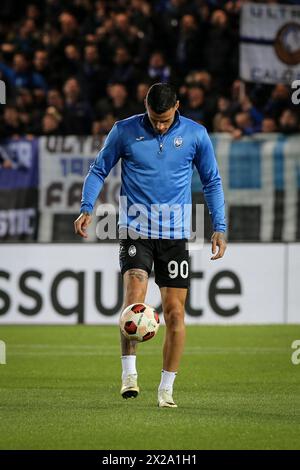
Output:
[119, 303, 160, 342]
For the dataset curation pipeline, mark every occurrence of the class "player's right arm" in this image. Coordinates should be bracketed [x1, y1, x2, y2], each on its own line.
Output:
[74, 122, 121, 238]
[193, 126, 227, 259]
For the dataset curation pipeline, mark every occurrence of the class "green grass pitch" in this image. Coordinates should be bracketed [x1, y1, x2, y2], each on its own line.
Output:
[0, 325, 299, 450]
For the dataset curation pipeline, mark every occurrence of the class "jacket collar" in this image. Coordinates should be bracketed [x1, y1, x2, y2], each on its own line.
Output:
[141, 110, 181, 134]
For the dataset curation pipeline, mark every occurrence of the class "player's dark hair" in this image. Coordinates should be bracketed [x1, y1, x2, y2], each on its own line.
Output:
[146, 83, 177, 114]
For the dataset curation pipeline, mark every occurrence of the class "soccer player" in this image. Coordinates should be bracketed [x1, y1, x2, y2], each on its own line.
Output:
[74, 83, 227, 408]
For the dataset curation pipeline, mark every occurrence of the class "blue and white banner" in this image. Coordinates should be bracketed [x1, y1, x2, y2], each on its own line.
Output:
[240, 2, 300, 84]
[38, 135, 120, 241]
[0, 138, 39, 241]
[39, 135, 120, 214]
[192, 133, 300, 242]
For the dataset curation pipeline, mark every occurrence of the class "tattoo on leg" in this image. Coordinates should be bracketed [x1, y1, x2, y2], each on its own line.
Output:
[127, 269, 148, 282]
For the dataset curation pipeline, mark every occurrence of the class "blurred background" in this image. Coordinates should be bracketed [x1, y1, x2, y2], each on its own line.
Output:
[0, 0, 299, 324]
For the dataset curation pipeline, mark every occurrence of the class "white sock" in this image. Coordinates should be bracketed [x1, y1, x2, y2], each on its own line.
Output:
[121, 355, 137, 380]
[158, 370, 177, 393]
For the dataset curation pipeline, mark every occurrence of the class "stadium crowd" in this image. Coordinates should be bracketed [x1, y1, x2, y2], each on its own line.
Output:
[0, 0, 300, 140]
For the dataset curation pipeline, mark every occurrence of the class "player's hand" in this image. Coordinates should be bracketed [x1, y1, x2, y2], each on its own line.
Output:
[211, 232, 227, 260]
[74, 213, 92, 238]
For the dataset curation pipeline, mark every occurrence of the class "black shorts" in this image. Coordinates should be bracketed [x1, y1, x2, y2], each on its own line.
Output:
[119, 238, 190, 288]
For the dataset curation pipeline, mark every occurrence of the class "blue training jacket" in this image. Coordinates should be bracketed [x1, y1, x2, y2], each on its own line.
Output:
[81, 112, 226, 238]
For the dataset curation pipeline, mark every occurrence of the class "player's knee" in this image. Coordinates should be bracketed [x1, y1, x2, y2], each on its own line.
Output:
[164, 307, 185, 333]
[124, 288, 146, 306]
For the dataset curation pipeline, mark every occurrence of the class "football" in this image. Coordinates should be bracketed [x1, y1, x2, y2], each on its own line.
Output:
[119, 303, 160, 342]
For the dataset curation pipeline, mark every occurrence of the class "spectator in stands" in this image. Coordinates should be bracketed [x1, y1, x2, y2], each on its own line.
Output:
[62, 77, 93, 135]
[40, 27, 62, 85]
[79, 44, 109, 102]
[32, 49, 56, 89]
[41, 26, 61, 54]
[63, 44, 82, 80]
[14, 18, 40, 55]
[212, 96, 233, 131]
[188, 70, 213, 92]
[216, 96, 231, 115]
[130, 0, 153, 35]
[132, 82, 150, 114]
[82, 0, 106, 37]
[176, 14, 204, 75]
[15, 88, 39, 134]
[181, 84, 208, 126]
[39, 107, 64, 135]
[233, 111, 258, 137]
[278, 109, 299, 134]
[93, 17, 115, 64]
[95, 82, 135, 121]
[147, 51, 172, 83]
[261, 117, 278, 133]
[16, 88, 34, 113]
[0, 51, 48, 92]
[26, 3, 43, 27]
[213, 114, 235, 133]
[230, 79, 244, 111]
[110, 46, 138, 91]
[239, 93, 264, 130]
[182, 69, 216, 119]
[47, 89, 64, 113]
[1, 0, 298, 138]
[92, 114, 116, 136]
[0, 42, 16, 60]
[51, 12, 82, 82]
[1, 105, 24, 137]
[160, 0, 198, 58]
[202, 9, 237, 91]
[58, 11, 80, 49]
[264, 84, 291, 120]
[105, 11, 146, 62]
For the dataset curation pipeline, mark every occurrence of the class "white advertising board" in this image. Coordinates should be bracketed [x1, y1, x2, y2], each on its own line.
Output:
[0, 244, 294, 324]
[287, 244, 300, 324]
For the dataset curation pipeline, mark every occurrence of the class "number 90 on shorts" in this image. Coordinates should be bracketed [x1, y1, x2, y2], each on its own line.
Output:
[168, 260, 189, 279]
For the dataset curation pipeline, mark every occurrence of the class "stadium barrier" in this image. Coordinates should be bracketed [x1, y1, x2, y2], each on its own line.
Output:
[1, 133, 299, 242]
[0, 243, 298, 324]
[0, 138, 38, 240]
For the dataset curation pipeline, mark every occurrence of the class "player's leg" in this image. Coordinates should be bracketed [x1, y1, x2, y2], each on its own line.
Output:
[119, 238, 153, 399]
[160, 287, 187, 372]
[120, 268, 148, 399]
[158, 287, 187, 407]
[154, 239, 189, 408]
[120, 268, 148, 356]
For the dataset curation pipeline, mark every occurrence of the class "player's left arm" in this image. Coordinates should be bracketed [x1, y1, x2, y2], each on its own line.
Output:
[210, 231, 227, 260]
[193, 127, 227, 260]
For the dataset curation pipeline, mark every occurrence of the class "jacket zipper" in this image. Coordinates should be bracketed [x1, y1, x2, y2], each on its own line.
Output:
[158, 134, 164, 153]
[154, 114, 180, 153]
